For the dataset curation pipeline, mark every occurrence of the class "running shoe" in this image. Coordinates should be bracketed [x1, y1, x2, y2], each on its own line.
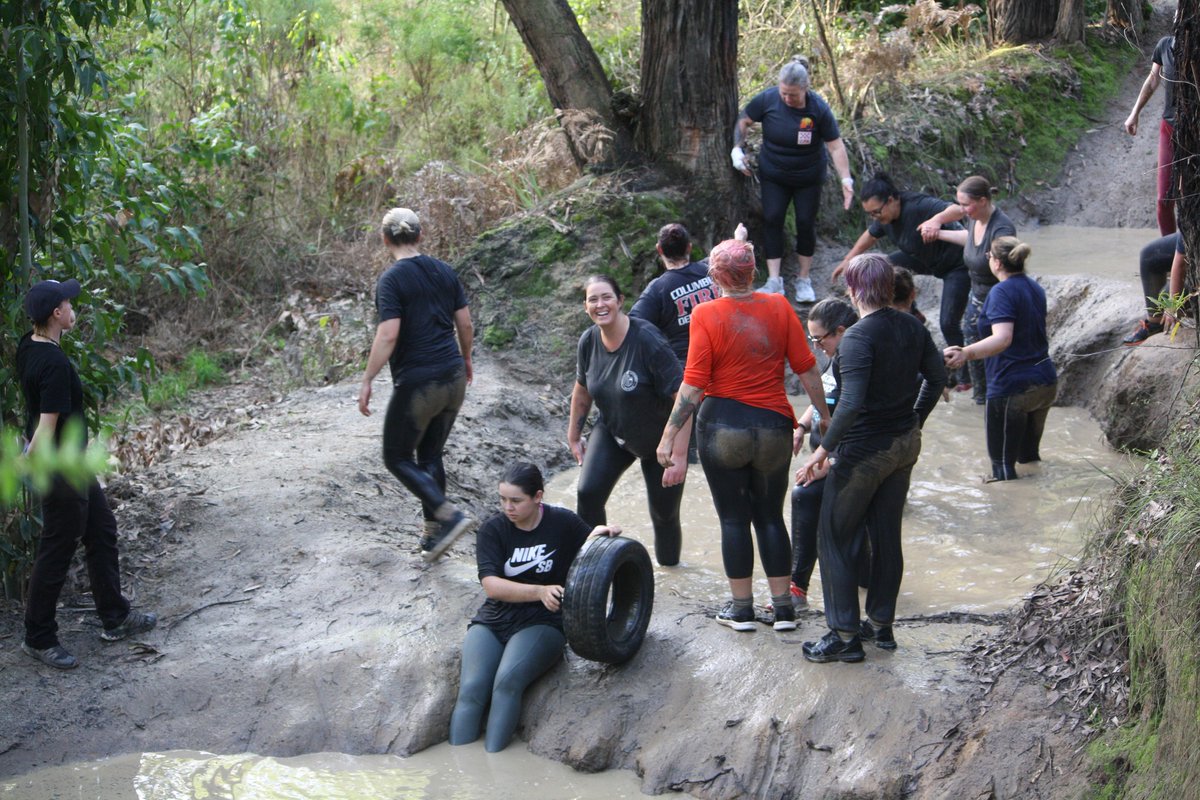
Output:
[859, 619, 897, 650]
[100, 610, 158, 642]
[715, 601, 756, 632]
[756, 275, 784, 294]
[790, 583, 809, 611]
[794, 277, 816, 303]
[1122, 318, 1164, 346]
[21, 642, 78, 670]
[802, 630, 865, 663]
[422, 511, 473, 562]
[773, 602, 797, 632]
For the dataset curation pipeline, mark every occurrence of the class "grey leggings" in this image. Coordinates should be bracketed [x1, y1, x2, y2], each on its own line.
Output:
[449, 623, 565, 752]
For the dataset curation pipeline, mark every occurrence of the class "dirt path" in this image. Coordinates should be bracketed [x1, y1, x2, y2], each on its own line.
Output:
[0, 8, 1188, 798]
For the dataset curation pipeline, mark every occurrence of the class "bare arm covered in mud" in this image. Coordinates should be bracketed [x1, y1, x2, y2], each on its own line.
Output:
[358, 317, 400, 416]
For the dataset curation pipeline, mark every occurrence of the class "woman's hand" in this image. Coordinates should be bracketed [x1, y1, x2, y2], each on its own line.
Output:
[796, 458, 830, 485]
[662, 461, 687, 487]
[734, 223, 749, 242]
[590, 525, 622, 538]
[731, 147, 751, 176]
[656, 433, 677, 469]
[357, 380, 373, 416]
[943, 346, 967, 371]
[917, 218, 942, 243]
[568, 434, 587, 465]
[798, 446, 829, 486]
[792, 426, 806, 455]
[840, 179, 854, 210]
[538, 584, 565, 612]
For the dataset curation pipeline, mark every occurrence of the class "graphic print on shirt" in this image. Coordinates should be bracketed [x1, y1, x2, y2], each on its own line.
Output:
[797, 116, 814, 146]
[620, 370, 639, 392]
[504, 544, 558, 576]
[669, 278, 719, 326]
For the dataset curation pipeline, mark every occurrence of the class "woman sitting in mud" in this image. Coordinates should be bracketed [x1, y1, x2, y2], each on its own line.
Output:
[449, 462, 618, 752]
[944, 237, 1057, 481]
[568, 275, 690, 566]
[656, 231, 830, 633]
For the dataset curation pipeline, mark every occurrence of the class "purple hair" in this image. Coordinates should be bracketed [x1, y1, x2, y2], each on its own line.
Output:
[844, 253, 895, 309]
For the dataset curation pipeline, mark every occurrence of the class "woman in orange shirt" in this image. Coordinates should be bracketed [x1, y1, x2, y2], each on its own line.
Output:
[657, 229, 830, 632]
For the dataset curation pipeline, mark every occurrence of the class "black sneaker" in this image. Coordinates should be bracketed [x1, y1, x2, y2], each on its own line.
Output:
[421, 511, 472, 562]
[772, 602, 797, 631]
[715, 601, 756, 632]
[859, 619, 897, 650]
[100, 610, 158, 642]
[21, 642, 79, 670]
[802, 630, 865, 663]
[1122, 318, 1164, 346]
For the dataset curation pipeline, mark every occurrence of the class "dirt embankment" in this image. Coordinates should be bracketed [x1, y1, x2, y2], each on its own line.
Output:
[1, 9, 1194, 799]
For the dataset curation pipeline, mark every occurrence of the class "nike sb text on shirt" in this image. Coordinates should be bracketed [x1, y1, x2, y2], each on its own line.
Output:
[504, 544, 557, 577]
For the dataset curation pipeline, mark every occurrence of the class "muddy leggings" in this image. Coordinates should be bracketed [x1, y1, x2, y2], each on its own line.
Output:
[697, 397, 793, 580]
[449, 623, 565, 752]
[1138, 233, 1180, 316]
[576, 420, 684, 566]
[818, 427, 921, 633]
[985, 382, 1057, 481]
[792, 477, 870, 594]
[382, 369, 467, 522]
[962, 295, 987, 403]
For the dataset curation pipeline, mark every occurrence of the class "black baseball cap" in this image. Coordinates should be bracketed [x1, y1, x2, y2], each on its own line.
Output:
[25, 279, 81, 324]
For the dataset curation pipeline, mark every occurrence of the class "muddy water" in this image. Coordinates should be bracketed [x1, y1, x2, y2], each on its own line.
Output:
[546, 397, 1131, 615]
[0, 743, 646, 800]
[1013, 224, 1158, 282]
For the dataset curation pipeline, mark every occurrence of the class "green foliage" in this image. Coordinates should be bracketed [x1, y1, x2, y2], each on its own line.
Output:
[144, 349, 227, 410]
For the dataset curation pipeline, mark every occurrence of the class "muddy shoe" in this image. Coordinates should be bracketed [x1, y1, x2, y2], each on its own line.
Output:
[772, 602, 797, 632]
[790, 583, 808, 611]
[22, 642, 79, 670]
[859, 619, 897, 650]
[1122, 318, 1164, 346]
[756, 275, 784, 295]
[802, 630, 865, 663]
[100, 610, 158, 642]
[715, 601, 756, 632]
[421, 511, 472, 562]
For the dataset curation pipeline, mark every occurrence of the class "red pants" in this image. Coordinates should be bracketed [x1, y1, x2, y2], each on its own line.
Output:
[1157, 119, 1176, 236]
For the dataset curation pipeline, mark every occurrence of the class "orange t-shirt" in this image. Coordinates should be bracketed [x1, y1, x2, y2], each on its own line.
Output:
[682, 293, 816, 425]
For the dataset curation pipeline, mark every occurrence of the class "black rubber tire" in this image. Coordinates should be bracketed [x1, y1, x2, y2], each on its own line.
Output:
[562, 535, 655, 665]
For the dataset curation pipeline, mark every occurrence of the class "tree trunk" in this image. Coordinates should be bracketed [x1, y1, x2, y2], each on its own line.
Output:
[1107, 0, 1145, 35]
[1173, 1, 1198, 326]
[1055, 0, 1085, 44]
[989, 0, 1059, 44]
[638, 1, 739, 193]
[498, 0, 633, 167]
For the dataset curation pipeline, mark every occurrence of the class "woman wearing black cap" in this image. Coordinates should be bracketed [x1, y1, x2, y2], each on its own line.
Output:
[16, 278, 157, 670]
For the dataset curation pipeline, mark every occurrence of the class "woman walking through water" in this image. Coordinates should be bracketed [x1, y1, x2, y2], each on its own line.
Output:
[657, 231, 831, 633]
[358, 208, 475, 561]
[944, 237, 1057, 481]
[798, 254, 946, 663]
[732, 56, 855, 302]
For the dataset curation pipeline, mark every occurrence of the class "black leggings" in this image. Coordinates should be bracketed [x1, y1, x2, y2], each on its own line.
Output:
[1139, 233, 1180, 315]
[792, 476, 869, 593]
[985, 382, 1057, 481]
[697, 397, 793, 580]
[818, 428, 921, 633]
[382, 369, 467, 521]
[25, 478, 130, 649]
[760, 176, 823, 260]
[576, 420, 684, 566]
[449, 623, 565, 752]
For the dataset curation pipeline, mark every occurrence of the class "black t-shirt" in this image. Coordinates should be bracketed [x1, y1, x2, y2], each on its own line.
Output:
[820, 307, 947, 452]
[1154, 36, 1177, 125]
[576, 317, 682, 458]
[471, 504, 593, 642]
[743, 87, 841, 184]
[962, 208, 1017, 300]
[868, 192, 965, 278]
[16, 332, 86, 445]
[374, 254, 469, 386]
[628, 260, 717, 365]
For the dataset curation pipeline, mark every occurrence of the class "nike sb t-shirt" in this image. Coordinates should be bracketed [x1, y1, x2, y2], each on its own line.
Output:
[471, 504, 592, 642]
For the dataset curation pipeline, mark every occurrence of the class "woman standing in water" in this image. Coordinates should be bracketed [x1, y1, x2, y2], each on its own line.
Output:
[656, 232, 831, 633]
[569, 275, 689, 566]
[919, 175, 1017, 403]
[799, 254, 946, 663]
[358, 208, 474, 561]
[732, 56, 855, 302]
[449, 462, 619, 752]
[945, 237, 1057, 481]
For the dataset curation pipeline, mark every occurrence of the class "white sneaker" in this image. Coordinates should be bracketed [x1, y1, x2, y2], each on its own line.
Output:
[794, 277, 816, 303]
[756, 275, 784, 294]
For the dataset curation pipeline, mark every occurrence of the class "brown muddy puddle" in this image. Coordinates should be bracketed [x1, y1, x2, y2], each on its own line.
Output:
[1019, 224, 1158, 283]
[546, 397, 1132, 615]
[0, 743, 647, 799]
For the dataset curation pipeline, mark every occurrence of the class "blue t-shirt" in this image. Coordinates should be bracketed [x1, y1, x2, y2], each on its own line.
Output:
[978, 273, 1057, 399]
[743, 87, 840, 184]
[375, 254, 469, 386]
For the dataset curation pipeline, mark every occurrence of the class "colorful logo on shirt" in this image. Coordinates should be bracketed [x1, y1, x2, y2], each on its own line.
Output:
[504, 544, 557, 576]
[620, 370, 639, 392]
[798, 117, 815, 130]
